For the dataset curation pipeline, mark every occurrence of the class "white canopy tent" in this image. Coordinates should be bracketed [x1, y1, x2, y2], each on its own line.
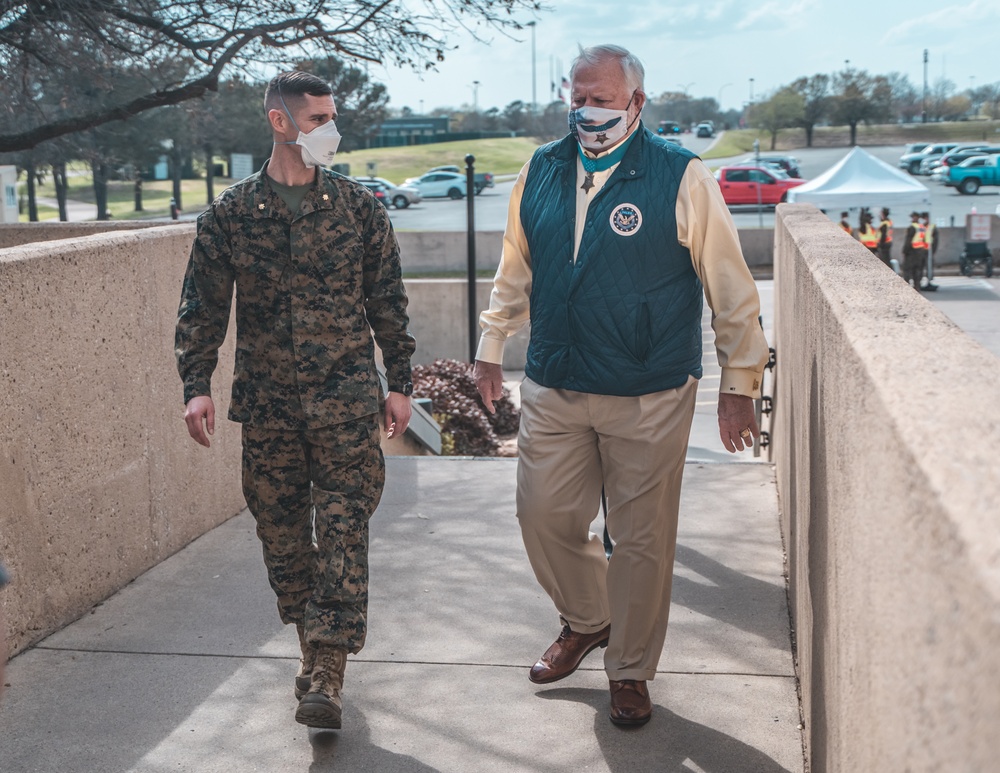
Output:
[786, 146, 932, 211]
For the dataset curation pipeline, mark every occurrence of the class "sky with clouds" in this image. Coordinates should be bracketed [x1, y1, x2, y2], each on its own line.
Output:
[369, 0, 1000, 113]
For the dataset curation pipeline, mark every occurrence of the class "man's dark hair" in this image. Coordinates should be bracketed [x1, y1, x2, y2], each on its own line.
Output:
[264, 71, 333, 114]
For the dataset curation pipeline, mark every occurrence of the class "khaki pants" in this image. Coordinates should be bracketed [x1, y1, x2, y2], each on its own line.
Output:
[516, 376, 698, 681]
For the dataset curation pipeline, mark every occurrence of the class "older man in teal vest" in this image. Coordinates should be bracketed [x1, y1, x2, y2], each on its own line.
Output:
[474, 44, 769, 728]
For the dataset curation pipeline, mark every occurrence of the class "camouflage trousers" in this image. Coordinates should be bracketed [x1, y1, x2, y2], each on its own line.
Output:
[241, 415, 385, 653]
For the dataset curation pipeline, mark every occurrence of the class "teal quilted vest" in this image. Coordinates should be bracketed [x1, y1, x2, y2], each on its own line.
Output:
[520, 127, 704, 396]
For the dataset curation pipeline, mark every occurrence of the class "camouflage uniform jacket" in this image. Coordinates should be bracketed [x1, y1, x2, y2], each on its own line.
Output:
[175, 162, 415, 429]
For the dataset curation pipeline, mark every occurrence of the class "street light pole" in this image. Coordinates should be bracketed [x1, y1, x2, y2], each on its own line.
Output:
[526, 21, 537, 112]
[922, 49, 929, 123]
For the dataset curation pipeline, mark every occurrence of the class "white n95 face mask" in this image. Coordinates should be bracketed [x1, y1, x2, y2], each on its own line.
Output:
[295, 120, 342, 168]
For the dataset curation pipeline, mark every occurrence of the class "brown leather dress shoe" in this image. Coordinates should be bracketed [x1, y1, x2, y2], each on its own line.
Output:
[609, 679, 652, 726]
[528, 624, 611, 684]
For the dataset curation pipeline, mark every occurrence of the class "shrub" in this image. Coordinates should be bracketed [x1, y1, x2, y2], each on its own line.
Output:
[412, 358, 520, 456]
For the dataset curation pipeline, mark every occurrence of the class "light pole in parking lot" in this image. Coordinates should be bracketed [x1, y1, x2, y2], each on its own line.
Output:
[922, 49, 929, 123]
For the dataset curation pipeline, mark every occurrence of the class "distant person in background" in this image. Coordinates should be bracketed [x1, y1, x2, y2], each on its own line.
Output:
[839, 211, 852, 235]
[922, 212, 939, 291]
[858, 209, 879, 255]
[902, 211, 928, 290]
[878, 208, 894, 268]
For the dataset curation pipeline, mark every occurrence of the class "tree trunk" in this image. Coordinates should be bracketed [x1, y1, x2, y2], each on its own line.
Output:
[53, 162, 68, 221]
[134, 173, 143, 212]
[171, 149, 183, 211]
[92, 160, 109, 220]
[849, 121, 858, 146]
[25, 159, 39, 221]
[805, 124, 814, 148]
[770, 130, 777, 151]
[204, 142, 214, 203]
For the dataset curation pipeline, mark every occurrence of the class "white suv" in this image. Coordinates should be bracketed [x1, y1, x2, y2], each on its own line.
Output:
[898, 143, 960, 175]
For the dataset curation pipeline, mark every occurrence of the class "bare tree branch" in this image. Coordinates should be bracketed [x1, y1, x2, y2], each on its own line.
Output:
[0, 0, 544, 152]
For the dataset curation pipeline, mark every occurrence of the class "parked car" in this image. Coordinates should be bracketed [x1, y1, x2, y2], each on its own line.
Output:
[713, 165, 807, 206]
[657, 120, 681, 135]
[696, 122, 714, 138]
[903, 142, 931, 156]
[423, 165, 495, 194]
[945, 154, 1000, 194]
[403, 171, 468, 199]
[898, 142, 961, 175]
[352, 176, 422, 209]
[737, 154, 802, 178]
[358, 181, 389, 205]
[923, 146, 1000, 176]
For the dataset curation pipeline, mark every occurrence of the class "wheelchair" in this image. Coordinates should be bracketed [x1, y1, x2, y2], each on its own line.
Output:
[959, 242, 994, 278]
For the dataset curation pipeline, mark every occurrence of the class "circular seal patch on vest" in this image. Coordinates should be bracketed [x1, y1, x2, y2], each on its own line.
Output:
[610, 203, 642, 236]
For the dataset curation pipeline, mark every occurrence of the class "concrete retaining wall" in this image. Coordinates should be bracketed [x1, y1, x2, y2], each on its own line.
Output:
[403, 278, 529, 370]
[0, 225, 245, 656]
[394, 225, 992, 276]
[772, 204, 1000, 772]
[0, 221, 174, 250]
[6, 222, 989, 277]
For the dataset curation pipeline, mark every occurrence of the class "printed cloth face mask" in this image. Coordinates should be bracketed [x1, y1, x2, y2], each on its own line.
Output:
[568, 91, 638, 151]
[275, 89, 342, 167]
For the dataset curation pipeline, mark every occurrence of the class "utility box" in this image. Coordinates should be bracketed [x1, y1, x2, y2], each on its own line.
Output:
[1, 165, 18, 223]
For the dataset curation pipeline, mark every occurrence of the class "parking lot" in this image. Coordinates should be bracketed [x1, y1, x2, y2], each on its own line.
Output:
[386, 140, 998, 233]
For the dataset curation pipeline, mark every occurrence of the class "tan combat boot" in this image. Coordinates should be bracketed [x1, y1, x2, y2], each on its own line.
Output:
[294, 625, 318, 700]
[294, 647, 347, 729]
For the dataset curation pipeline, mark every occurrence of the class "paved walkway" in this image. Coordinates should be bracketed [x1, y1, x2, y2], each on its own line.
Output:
[0, 457, 802, 773]
[4, 270, 996, 771]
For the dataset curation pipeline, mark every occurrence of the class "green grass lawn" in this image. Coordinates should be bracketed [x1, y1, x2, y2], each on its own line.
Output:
[708, 120, 1000, 156]
[22, 176, 233, 220]
[18, 204, 59, 222]
[337, 137, 542, 184]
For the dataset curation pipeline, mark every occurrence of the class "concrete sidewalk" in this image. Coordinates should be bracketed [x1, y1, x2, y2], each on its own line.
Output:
[1, 457, 803, 773]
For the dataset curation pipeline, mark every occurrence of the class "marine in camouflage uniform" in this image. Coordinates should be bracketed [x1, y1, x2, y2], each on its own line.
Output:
[175, 71, 414, 729]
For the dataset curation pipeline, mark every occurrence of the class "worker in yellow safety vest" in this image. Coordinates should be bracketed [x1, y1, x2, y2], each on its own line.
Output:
[921, 211, 939, 291]
[877, 207, 893, 267]
[902, 211, 928, 290]
[858, 210, 879, 254]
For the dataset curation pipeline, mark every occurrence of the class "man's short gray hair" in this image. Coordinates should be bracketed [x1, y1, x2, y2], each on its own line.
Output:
[569, 45, 645, 92]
